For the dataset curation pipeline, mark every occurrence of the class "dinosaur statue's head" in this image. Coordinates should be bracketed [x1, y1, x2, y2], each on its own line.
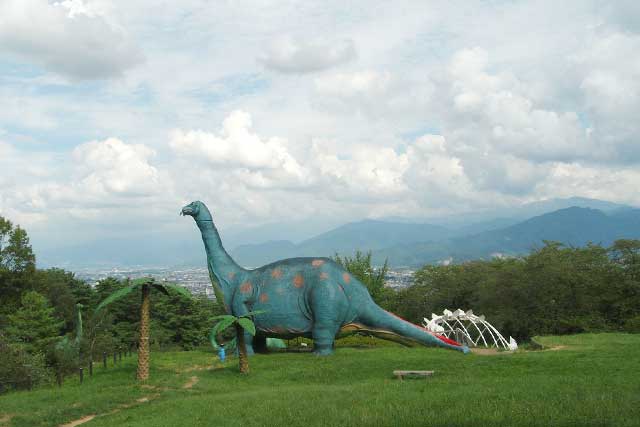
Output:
[181, 200, 212, 221]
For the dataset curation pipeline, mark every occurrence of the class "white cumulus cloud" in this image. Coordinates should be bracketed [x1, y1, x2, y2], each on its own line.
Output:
[72, 137, 161, 197]
[260, 36, 356, 73]
[0, 0, 142, 79]
[170, 111, 301, 171]
[447, 47, 591, 164]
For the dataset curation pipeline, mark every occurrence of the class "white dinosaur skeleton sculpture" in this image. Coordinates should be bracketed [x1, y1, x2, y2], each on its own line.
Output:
[423, 309, 518, 351]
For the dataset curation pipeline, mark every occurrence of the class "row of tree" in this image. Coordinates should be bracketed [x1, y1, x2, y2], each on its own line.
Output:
[3, 213, 639, 390]
[0, 216, 224, 391]
[382, 240, 640, 341]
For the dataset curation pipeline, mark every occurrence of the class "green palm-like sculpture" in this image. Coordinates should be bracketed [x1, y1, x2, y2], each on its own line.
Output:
[54, 303, 84, 369]
[211, 311, 263, 374]
[96, 277, 190, 380]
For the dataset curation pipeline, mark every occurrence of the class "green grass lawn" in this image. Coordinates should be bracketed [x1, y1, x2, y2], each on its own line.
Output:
[1, 333, 639, 427]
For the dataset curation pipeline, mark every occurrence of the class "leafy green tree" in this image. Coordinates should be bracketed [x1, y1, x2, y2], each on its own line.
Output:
[91, 277, 140, 351]
[32, 268, 92, 333]
[608, 239, 640, 329]
[400, 240, 637, 341]
[96, 277, 190, 380]
[154, 294, 221, 350]
[0, 333, 53, 392]
[0, 216, 37, 325]
[333, 251, 390, 305]
[5, 291, 63, 353]
[0, 217, 35, 273]
[610, 239, 640, 282]
[210, 311, 262, 374]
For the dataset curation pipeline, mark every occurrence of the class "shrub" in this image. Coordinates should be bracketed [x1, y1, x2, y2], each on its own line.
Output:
[623, 316, 640, 333]
[0, 335, 53, 393]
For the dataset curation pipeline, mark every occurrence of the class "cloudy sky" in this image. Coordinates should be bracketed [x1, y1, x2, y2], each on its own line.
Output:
[1, 0, 639, 252]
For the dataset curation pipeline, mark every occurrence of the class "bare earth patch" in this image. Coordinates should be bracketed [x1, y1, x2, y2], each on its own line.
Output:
[57, 364, 204, 426]
[472, 345, 568, 356]
[178, 364, 213, 373]
[0, 414, 15, 426]
[59, 394, 160, 426]
[59, 415, 96, 427]
[544, 345, 568, 351]
[471, 348, 502, 356]
[182, 376, 199, 389]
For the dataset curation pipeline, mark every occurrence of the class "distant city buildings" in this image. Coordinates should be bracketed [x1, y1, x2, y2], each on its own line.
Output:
[383, 269, 415, 289]
[75, 266, 416, 299]
[75, 266, 215, 299]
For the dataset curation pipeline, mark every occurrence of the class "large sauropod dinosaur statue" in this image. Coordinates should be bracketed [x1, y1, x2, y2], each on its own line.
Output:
[182, 200, 469, 355]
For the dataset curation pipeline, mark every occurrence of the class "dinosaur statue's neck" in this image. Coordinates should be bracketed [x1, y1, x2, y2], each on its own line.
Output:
[196, 219, 242, 308]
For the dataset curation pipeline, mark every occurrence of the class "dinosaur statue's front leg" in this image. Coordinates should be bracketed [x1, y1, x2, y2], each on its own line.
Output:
[231, 294, 256, 356]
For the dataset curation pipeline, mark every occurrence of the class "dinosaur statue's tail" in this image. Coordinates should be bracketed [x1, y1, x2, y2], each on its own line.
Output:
[357, 303, 470, 354]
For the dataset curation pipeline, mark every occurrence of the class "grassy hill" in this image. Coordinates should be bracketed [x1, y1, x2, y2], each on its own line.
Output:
[1, 333, 638, 427]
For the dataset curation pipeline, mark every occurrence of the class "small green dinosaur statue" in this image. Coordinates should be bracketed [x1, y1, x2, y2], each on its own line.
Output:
[55, 303, 83, 360]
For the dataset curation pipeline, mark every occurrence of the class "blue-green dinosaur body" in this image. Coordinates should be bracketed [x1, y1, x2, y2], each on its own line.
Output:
[182, 201, 469, 355]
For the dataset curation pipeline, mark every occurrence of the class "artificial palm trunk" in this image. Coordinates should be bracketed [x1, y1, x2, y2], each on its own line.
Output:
[236, 323, 249, 374]
[137, 284, 151, 381]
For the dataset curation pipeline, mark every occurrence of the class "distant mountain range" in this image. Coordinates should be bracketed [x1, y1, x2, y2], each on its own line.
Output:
[231, 220, 453, 267]
[35, 197, 639, 269]
[370, 207, 640, 266]
[232, 203, 640, 268]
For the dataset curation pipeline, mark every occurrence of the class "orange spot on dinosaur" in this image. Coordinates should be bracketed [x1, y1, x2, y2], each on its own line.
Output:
[311, 259, 325, 267]
[342, 272, 351, 284]
[293, 274, 305, 288]
[271, 268, 283, 279]
[228, 272, 236, 279]
[240, 281, 252, 293]
[319, 272, 329, 280]
[259, 293, 269, 303]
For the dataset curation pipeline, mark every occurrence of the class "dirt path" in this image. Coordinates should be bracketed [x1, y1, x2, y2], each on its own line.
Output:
[0, 414, 15, 427]
[57, 394, 158, 427]
[182, 376, 199, 389]
[57, 373, 202, 426]
[471, 348, 503, 356]
[57, 368, 203, 427]
[471, 345, 568, 356]
[60, 415, 96, 427]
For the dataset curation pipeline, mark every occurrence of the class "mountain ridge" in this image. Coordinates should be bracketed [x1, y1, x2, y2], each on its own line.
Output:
[35, 197, 638, 269]
[233, 206, 640, 267]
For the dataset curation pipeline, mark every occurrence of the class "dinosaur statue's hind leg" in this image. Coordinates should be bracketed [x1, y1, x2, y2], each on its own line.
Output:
[252, 335, 268, 353]
[310, 285, 341, 355]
